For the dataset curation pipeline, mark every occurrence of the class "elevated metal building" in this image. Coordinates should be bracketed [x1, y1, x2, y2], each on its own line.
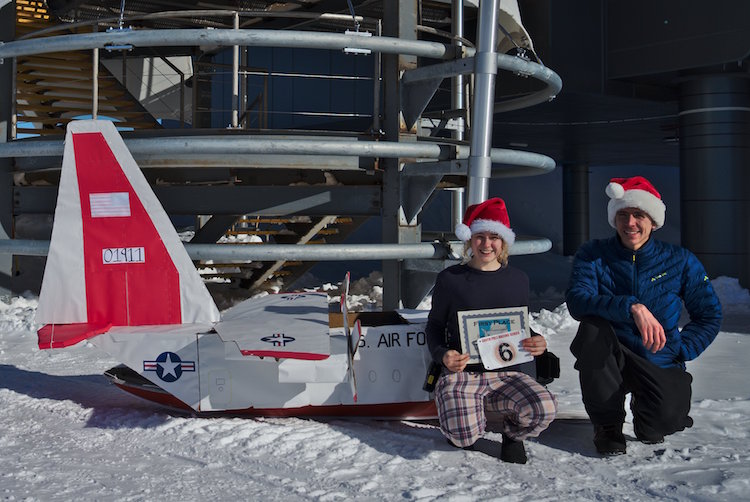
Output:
[1, 0, 748, 307]
[0, 0, 560, 308]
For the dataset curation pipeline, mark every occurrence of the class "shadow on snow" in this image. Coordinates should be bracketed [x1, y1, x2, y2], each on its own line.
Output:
[0, 364, 173, 429]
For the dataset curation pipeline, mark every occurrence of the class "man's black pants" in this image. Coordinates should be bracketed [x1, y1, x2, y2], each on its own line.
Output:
[570, 317, 693, 440]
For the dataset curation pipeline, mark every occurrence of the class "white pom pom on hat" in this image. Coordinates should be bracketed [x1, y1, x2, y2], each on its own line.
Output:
[605, 181, 625, 200]
[606, 176, 666, 229]
[455, 197, 516, 246]
[455, 221, 474, 241]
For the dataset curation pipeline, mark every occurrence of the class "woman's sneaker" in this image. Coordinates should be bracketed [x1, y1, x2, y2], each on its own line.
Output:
[500, 434, 527, 464]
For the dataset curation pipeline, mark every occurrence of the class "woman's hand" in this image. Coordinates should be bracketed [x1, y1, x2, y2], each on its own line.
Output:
[520, 335, 547, 357]
[442, 349, 470, 373]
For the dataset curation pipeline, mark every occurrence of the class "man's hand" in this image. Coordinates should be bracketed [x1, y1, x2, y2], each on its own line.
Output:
[631, 303, 666, 353]
[442, 350, 470, 373]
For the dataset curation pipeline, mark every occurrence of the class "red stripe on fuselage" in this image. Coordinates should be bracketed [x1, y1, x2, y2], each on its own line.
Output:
[239, 349, 330, 361]
[73, 132, 181, 326]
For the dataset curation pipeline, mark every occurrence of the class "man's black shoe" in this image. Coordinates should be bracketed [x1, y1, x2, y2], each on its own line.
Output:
[634, 415, 692, 444]
[593, 424, 626, 455]
[638, 435, 664, 445]
[500, 434, 527, 464]
[633, 422, 664, 445]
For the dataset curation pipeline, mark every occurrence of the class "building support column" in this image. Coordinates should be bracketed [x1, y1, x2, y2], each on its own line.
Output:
[466, 0, 500, 205]
[381, 0, 419, 310]
[562, 163, 589, 255]
[679, 74, 750, 287]
[0, 0, 15, 293]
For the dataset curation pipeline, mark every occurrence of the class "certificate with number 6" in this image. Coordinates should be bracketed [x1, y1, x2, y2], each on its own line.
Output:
[456, 306, 529, 365]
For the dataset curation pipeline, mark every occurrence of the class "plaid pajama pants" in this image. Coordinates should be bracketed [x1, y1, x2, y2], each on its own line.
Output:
[435, 370, 557, 448]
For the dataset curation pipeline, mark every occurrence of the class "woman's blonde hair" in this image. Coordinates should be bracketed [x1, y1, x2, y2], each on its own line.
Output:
[462, 236, 510, 267]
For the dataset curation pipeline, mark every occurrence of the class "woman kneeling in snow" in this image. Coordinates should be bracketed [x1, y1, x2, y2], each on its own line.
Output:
[425, 198, 557, 464]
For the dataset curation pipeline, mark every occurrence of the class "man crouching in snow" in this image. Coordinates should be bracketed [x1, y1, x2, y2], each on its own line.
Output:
[565, 176, 722, 455]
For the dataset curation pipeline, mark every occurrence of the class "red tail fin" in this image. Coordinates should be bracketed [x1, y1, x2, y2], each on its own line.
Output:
[74, 132, 181, 325]
[36, 120, 220, 348]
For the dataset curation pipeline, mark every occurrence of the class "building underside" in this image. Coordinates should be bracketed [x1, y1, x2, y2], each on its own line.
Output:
[0, 0, 748, 308]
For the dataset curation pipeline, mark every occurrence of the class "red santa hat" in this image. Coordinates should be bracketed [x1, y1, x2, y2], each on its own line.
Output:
[455, 197, 516, 246]
[606, 176, 666, 229]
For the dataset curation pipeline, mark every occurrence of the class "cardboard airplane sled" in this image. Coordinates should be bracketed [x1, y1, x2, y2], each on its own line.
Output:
[35, 120, 437, 419]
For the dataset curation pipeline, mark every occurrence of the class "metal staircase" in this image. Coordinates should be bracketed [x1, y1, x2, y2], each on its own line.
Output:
[14, 0, 160, 136]
[201, 215, 364, 291]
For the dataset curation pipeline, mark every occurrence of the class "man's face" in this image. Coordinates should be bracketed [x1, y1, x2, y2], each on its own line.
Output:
[615, 208, 654, 251]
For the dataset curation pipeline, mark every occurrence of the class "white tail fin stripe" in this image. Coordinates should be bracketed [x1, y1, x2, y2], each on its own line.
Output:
[36, 123, 87, 325]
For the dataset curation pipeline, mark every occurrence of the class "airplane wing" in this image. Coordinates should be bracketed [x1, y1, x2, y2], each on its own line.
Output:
[36, 120, 220, 348]
[37, 322, 112, 349]
[214, 292, 331, 360]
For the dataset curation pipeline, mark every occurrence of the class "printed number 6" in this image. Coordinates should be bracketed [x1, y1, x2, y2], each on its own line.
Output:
[498, 342, 514, 362]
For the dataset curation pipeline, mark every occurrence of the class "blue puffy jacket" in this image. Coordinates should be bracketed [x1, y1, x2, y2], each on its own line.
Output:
[566, 236, 722, 368]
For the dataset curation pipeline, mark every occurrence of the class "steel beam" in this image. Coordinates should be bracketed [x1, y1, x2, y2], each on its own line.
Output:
[400, 53, 562, 130]
[0, 237, 552, 260]
[14, 185, 381, 216]
[0, 29, 456, 60]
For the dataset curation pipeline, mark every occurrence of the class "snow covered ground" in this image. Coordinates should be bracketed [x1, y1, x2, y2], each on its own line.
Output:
[1, 277, 749, 501]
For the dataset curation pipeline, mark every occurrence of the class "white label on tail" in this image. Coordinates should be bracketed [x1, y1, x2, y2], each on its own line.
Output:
[90, 192, 131, 218]
[102, 247, 146, 264]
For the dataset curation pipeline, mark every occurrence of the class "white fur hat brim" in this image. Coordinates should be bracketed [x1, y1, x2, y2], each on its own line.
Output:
[456, 219, 516, 246]
[607, 186, 666, 229]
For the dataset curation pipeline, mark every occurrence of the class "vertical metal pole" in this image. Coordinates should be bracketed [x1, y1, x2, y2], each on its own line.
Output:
[451, 0, 465, 228]
[466, 0, 500, 205]
[371, 19, 382, 133]
[9, 57, 16, 140]
[179, 71, 185, 127]
[191, 48, 200, 127]
[240, 46, 248, 128]
[451, 187, 465, 230]
[451, 0, 465, 143]
[118, 0, 126, 29]
[262, 73, 268, 128]
[121, 50, 127, 91]
[231, 12, 239, 128]
[92, 28, 99, 119]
